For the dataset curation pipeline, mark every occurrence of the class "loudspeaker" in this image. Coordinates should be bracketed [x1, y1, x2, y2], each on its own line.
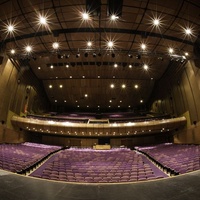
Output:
[0, 56, 4, 65]
[86, 0, 101, 16]
[107, 0, 123, 16]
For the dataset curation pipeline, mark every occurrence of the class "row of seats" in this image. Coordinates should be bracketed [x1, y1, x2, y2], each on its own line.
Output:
[1, 143, 200, 183]
[30, 148, 167, 183]
[0, 143, 61, 173]
[135, 143, 200, 174]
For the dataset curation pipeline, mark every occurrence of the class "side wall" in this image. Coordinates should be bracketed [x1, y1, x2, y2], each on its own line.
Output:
[0, 55, 49, 143]
[150, 60, 200, 144]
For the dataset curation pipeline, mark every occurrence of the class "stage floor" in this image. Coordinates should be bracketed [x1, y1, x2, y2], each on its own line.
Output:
[0, 170, 200, 200]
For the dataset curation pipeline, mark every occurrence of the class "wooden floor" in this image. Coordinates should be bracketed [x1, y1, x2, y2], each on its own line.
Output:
[0, 170, 200, 200]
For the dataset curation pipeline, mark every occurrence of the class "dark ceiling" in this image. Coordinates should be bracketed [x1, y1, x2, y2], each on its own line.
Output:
[0, 0, 199, 112]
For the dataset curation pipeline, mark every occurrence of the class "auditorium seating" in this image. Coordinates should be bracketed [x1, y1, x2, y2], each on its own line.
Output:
[30, 148, 167, 183]
[135, 143, 200, 174]
[0, 143, 61, 173]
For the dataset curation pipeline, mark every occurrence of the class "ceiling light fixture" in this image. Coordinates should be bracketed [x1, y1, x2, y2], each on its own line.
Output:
[7, 24, 14, 32]
[110, 84, 115, 88]
[185, 28, 192, 35]
[143, 64, 149, 70]
[168, 48, 174, 54]
[107, 41, 114, 48]
[25, 45, 32, 53]
[141, 43, 146, 50]
[110, 14, 119, 21]
[153, 18, 160, 26]
[52, 42, 59, 49]
[134, 84, 138, 89]
[122, 84, 126, 88]
[10, 49, 15, 54]
[39, 16, 47, 25]
[82, 12, 89, 20]
[87, 41, 92, 47]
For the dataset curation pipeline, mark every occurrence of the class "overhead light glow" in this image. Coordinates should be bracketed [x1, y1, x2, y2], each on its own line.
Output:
[110, 15, 119, 21]
[52, 42, 59, 49]
[143, 64, 149, 70]
[140, 99, 143, 103]
[25, 45, 32, 53]
[49, 85, 52, 88]
[185, 52, 189, 56]
[7, 25, 14, 32]
[114, 63, 118, 68]
[87, 41, 92, 47]
[84, 94, 88, 97]
[110, 84, 115, 88]
[10, 49, 15, 54]
[59, 85, 63, 88]
[134, 84, 138, 89]
[107, 41, 114, 48]
[168, 48, 174, 54]
[153, 19, 160, 26]
[122, 84, 126, 88]
[129, 64, 132, 68]
[141, 43, 146, 50]
[50, 65, 53, 69]
[185, 28, 192, 35]
[82, 12, 89, 20]
[39, 16, 47, 25]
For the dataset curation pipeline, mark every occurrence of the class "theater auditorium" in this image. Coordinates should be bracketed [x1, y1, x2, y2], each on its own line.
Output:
[0, 0, 200, 199]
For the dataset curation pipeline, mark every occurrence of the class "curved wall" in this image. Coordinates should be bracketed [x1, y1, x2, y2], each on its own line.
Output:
[150, 60, 200, 143]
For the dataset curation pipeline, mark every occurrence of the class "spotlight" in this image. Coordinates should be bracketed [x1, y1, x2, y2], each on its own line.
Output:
[10, 49, 15, 54]
[136, 55, 141, 59]
[111, 53, 115, 58]
[98, 52, 102, 57]
[93, 52, 96, 57]
[57, 54, 63, 59]
[65, 54, 70, 59]
[84, 52, 89, 57]
[52, 42, 59, 49]
[128, 54, 133, 58]
[76, 53, 80, 58]
[39, 16, 47, 25]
